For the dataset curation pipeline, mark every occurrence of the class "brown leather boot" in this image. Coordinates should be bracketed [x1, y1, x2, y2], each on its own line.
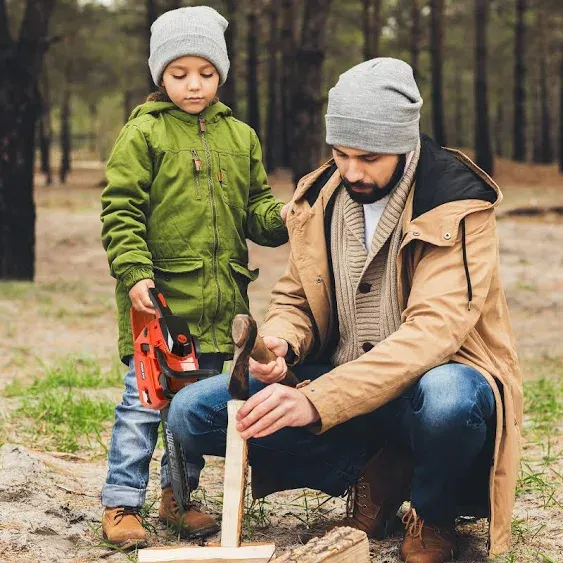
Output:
[336, 443, 412, 539]
[158, 486, 219, 538]
[102, 506, 148, 549]
[400, 508, 458, 562]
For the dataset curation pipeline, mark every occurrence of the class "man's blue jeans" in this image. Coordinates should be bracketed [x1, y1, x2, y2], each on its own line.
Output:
[167, 362, 495, 525]
[101, 355, 224, 508]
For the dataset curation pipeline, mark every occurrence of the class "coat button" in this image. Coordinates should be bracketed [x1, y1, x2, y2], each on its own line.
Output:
[316, 276, 323, 284]
[413, 231, 420, 237]
[291, 209, 295, 215]
[444, 232, 451, 240]
[362, 342, 374, 352]
[359, 282, 371, 294]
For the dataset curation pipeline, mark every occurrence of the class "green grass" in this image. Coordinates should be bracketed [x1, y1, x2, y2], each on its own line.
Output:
[3, 354, 123, 453]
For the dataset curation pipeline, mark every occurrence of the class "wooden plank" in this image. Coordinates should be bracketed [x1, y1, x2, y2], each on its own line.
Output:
[220, 399, 248, 548]
[271, 526, 369, 563]
[137, 543, 276, 563]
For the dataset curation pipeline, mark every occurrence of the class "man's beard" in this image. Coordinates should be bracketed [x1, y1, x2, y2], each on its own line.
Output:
[343, 154, 407, 204]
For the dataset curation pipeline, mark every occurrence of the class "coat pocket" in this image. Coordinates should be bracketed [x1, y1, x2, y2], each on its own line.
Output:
[218, 152, 249, 210]
[153, 257, 204, 331]
[228, 260, 259, 315]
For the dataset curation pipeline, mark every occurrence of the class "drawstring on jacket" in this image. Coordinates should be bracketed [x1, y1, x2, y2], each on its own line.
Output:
[461, 217, 473, 311]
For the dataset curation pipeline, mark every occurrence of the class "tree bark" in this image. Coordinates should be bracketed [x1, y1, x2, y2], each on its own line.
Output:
[410, 0, 421, 79]
[280, 0, 296, 168]
[38, 70, 52, 186]
[221, 0, 238, 114]
[246, 2, 260, 135]
[59, 66, 71, 184]
[290, 0, 333, 185]
[0, 0, 56, 280]
[146, 0, 158, 94]
[429, 0, 446, 145]
[363, 0, 382, 60]
[513, 0, 526, 161]
[266, 0, 282, 171]
[474, 0, 494, 175]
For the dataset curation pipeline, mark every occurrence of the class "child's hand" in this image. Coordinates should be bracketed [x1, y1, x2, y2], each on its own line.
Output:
[280, 202, 292, 224]
[129, 279, 156, 314]
[249, 336, 289, 384]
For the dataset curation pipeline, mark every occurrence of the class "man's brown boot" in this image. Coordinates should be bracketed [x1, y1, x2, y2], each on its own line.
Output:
[102, 506, 148, 549]
[158, 486, 219, 538]
[337, 443, 412, 539]
[400, 508, 458, 562]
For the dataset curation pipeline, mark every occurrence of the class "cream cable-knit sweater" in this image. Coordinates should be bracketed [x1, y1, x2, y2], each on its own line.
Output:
[330, 142, 421, 366]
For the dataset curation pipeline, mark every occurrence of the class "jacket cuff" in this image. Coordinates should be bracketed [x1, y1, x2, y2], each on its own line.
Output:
[120, 266, 154, 292]
[298, 378, 339, 434]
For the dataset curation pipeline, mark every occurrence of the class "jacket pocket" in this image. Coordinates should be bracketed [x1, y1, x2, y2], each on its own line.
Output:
[218, 152, 249, 210]
[153, 257, 204, 330]
[228, 260, 259, 316]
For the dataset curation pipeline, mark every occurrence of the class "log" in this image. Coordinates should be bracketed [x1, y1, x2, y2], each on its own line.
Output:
[271, 526, 369, 563]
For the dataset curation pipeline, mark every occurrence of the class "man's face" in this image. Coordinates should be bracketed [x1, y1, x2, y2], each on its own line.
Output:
[332, 146, 405, 204]
[161, 56, 220, 115]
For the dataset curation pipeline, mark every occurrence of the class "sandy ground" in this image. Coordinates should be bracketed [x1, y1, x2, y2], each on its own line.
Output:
[0, 158, 562, 562]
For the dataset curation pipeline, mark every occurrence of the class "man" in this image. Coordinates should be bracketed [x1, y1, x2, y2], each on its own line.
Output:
[168, 58, 522, 562]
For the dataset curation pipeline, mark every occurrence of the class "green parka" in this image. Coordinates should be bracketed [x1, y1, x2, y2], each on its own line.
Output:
[101, 98, 288, 362]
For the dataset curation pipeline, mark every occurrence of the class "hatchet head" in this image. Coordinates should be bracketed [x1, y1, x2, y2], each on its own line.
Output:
[228, 315, 260, 400]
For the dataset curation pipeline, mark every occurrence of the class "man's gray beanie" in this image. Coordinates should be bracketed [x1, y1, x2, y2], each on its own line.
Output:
[148, 6, 230, 86]
[326, 58, 423, 154]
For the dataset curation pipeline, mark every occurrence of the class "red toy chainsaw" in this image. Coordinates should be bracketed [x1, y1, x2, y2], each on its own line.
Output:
[131, 287, 218, 512]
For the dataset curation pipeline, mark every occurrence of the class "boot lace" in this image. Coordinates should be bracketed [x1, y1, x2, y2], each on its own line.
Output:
[402, 507, 424, 542]
[113, 507, 142, 524]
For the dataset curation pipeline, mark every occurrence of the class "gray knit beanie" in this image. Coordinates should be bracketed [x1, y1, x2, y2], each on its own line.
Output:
[148, 6, 230, 86]
[326, 58, 423, 154]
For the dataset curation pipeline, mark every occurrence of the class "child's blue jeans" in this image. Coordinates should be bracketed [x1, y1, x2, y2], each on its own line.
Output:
[167, 361, 495, 525]
[101, 355, 224, 508]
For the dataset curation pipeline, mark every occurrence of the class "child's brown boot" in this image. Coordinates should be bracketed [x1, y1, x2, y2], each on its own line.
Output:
[102, 506, 148, 548]
[158, 486, 219, 538]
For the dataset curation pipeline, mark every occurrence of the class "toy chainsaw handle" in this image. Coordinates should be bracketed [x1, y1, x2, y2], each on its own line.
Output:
[148, 287, 172, 318]
[156, 349, 218, 381]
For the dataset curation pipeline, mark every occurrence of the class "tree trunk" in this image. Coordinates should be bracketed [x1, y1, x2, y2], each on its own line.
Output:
[474, 0, 493, 175]
[88, 102, 98, 155]
[59, 68, 71, 184]
[410, 0, 421, 79]
[513, 0, 526, 161]
[146, 0, 158, 94]
[454, 70, 463, 147]
[280, 0, 296, 168]
[494, 100, 504, 157]
[221, 0, 238, 114]
[266, 0, 282, 171]
[38, 71, 52, 186]
[290, 0, 333, 185]
[538, 52, 553, 163]
[429, 0, 446, 145]
[363, 0, 382, 60]
[246, 2, 260, 135]
[559, 56, 563, 174]
[0, 0, 56, 280]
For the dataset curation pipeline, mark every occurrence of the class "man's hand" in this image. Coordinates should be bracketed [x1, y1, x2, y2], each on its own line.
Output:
[236, 383, 320, 439]
[128, 279, 156, 314]
[280, 201, 292, 224]
[249, 336, 289, 385]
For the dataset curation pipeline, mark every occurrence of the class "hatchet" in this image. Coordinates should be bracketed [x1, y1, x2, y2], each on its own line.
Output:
[228, 314, 299, 400]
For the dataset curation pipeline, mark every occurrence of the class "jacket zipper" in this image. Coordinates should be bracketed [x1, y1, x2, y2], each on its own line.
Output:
[199, 115, 220, 352]
[191, 150, 201, 199]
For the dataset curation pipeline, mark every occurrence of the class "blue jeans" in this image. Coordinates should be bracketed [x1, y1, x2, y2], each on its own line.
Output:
[102, 355, 225, 508]
[167, 362, 495, 525]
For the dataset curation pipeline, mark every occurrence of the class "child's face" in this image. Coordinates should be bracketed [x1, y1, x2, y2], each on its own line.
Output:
[161, 56, 220, 115]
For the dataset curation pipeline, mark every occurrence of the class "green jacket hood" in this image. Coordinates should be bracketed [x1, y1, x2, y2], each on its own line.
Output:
[127, 92, 232, 123]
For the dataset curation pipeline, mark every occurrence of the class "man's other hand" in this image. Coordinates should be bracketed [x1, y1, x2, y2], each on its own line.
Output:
[249, 336, 289, 385]
[236, 383, 320, 439]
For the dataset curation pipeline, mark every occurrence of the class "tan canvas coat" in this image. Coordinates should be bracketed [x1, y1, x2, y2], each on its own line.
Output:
[260, 148, 522, 557]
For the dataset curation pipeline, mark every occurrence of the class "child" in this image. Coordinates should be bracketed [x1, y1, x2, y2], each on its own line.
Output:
[99, 6, 288, 548]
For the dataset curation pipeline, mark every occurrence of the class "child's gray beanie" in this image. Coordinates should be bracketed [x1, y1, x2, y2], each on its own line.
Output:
[148, 6, 230, 86]
[326, 58, 423, 154]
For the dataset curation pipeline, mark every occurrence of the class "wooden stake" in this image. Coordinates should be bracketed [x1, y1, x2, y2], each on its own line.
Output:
[137, 543, 276, 563]
[220, 400, 247, 548]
